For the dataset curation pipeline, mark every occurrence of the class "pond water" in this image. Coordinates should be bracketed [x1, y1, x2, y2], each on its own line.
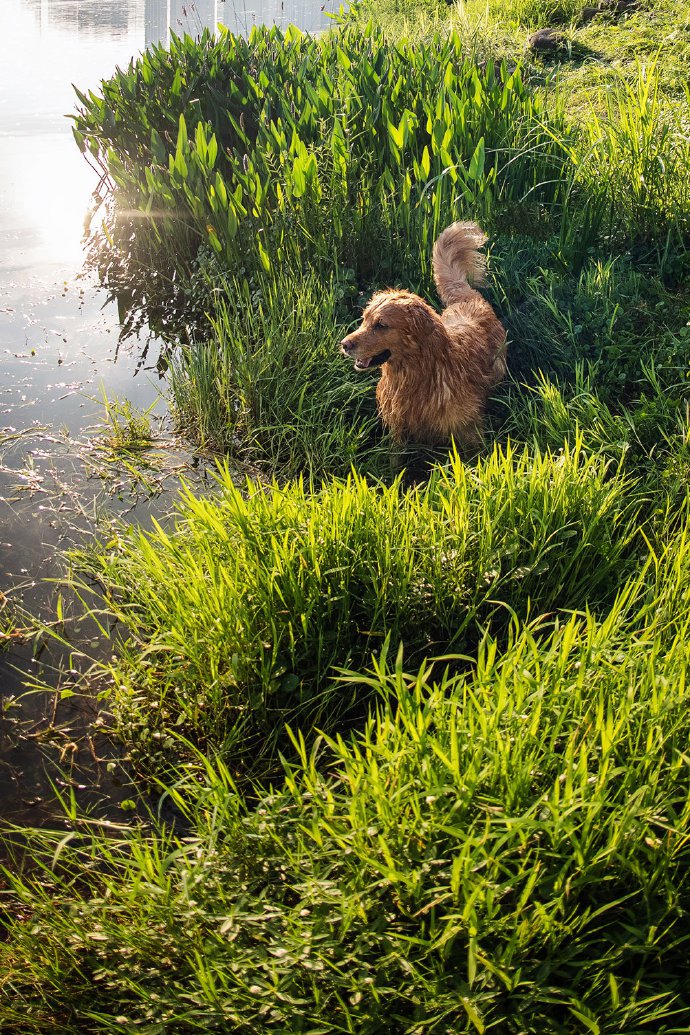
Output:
[0, 0, 340, 829]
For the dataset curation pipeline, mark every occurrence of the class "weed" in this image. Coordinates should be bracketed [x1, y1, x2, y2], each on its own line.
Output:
[95, 387, 155, 453]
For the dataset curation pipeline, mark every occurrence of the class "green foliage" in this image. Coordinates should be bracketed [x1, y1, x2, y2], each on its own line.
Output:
[498, 249, 690, 398]
[168, 263, 381, 477]
[71, 441, 638, 770]
[484, 0, 584, 26]
[0, 591, 19, 650]
[5, 528, 690, 1031]
[74, 22, 565, 333]
[73, 19, 690, 478]
[564, 62, 690, 243]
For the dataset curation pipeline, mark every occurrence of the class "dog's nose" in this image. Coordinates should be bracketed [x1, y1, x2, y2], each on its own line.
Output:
[340, 337, 354, 353]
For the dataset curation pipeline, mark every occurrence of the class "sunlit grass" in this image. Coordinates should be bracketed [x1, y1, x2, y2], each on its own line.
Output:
[64, 438, 643, 776]
[94, 387, 155, 453]
[168, 266, 382, 477]
[4, 527, 690, 1030]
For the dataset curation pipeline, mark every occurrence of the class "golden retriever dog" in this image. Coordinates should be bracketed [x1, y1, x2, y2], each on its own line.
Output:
[340, 221, 507, 448]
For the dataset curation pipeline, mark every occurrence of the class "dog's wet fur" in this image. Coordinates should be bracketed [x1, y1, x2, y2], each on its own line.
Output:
[341, 222, 507, 449]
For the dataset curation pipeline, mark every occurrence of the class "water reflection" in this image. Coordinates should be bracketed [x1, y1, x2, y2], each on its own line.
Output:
[23, 0, 141, 35]
[147, 0, 339, 46]
[23, 0, 340, 48]
[1, 1, 166, 825]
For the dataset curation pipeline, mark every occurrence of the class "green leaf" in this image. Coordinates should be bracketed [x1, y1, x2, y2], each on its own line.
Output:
[226, 203, 238, 239]
[569, 1008, 600, 1034]
[292, 156, 306, 197]
[150, 128, 166, 165]
[388, 119, 404, 150]
[257, 240, 271, 271]
[460, 996, 485, 1034]
[214, 171, 228, 207]
[468, 137, 485, 181]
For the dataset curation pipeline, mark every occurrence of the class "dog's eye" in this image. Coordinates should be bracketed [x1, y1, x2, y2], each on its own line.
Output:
[375, 321, 388, 331]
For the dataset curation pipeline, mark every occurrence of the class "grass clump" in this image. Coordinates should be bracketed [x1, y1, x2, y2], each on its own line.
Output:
[5, 534, 690, 1031]
[169, 265, 381, 475]
[75, 439, 639, 770]
[95, 388, 154, 453]
[563, 62, 690, 244]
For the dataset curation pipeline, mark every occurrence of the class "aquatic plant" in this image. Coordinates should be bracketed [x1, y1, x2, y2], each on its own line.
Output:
[74, 22, 565, 324]
[94, 388, 155, 453]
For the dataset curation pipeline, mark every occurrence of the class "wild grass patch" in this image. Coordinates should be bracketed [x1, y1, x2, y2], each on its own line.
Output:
[168, 265, 382, 477]
[564, 63, 690, 244]
[71, 440, 640, 773]
[5, 532, 690, 1031]
[12, 5, 689, 1027]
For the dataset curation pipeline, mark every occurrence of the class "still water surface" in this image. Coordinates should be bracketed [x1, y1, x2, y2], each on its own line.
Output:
[0, 0, 338, 825]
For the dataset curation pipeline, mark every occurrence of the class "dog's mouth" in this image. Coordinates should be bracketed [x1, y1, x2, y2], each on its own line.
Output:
[354, 349, 391, 371]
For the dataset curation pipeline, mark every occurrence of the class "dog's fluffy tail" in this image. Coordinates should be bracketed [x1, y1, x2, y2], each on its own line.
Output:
[432, 221, 488, 306]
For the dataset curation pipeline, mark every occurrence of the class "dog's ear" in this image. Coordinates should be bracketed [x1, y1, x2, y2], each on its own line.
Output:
[404, 297, 445, 347]
[406, 297, 435, 336]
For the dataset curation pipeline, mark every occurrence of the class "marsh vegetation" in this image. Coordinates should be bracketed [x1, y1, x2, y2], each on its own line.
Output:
[3, 0, 690, 1031]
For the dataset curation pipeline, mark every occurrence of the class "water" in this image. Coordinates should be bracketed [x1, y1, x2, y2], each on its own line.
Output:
[0, 0, 339, 829]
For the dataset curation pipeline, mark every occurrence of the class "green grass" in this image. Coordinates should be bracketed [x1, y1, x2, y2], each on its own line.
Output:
[67, 439, 641, 775]
[4, 527, 690, 1030]
[168, 265, 382, 476]
[0, 590, 21, 650]
[94, 387, 155, 453]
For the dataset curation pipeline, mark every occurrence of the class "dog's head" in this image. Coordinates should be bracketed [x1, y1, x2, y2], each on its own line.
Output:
[340, 290, 437, 372]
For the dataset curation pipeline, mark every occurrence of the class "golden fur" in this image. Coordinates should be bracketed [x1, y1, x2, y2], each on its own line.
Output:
[340, 221, 507, 448]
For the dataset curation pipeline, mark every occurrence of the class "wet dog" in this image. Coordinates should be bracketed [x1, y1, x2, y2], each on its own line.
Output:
[341, 222, 506, 448]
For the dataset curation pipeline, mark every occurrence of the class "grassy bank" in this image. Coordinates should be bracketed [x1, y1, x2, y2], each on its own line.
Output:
[74, 4, 690, 475]
[5, 535, 690, 1030]
[2, 0, 690, 1030]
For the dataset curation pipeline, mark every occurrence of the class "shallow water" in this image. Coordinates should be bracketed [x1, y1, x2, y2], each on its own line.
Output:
[0, 0, 339, 828]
